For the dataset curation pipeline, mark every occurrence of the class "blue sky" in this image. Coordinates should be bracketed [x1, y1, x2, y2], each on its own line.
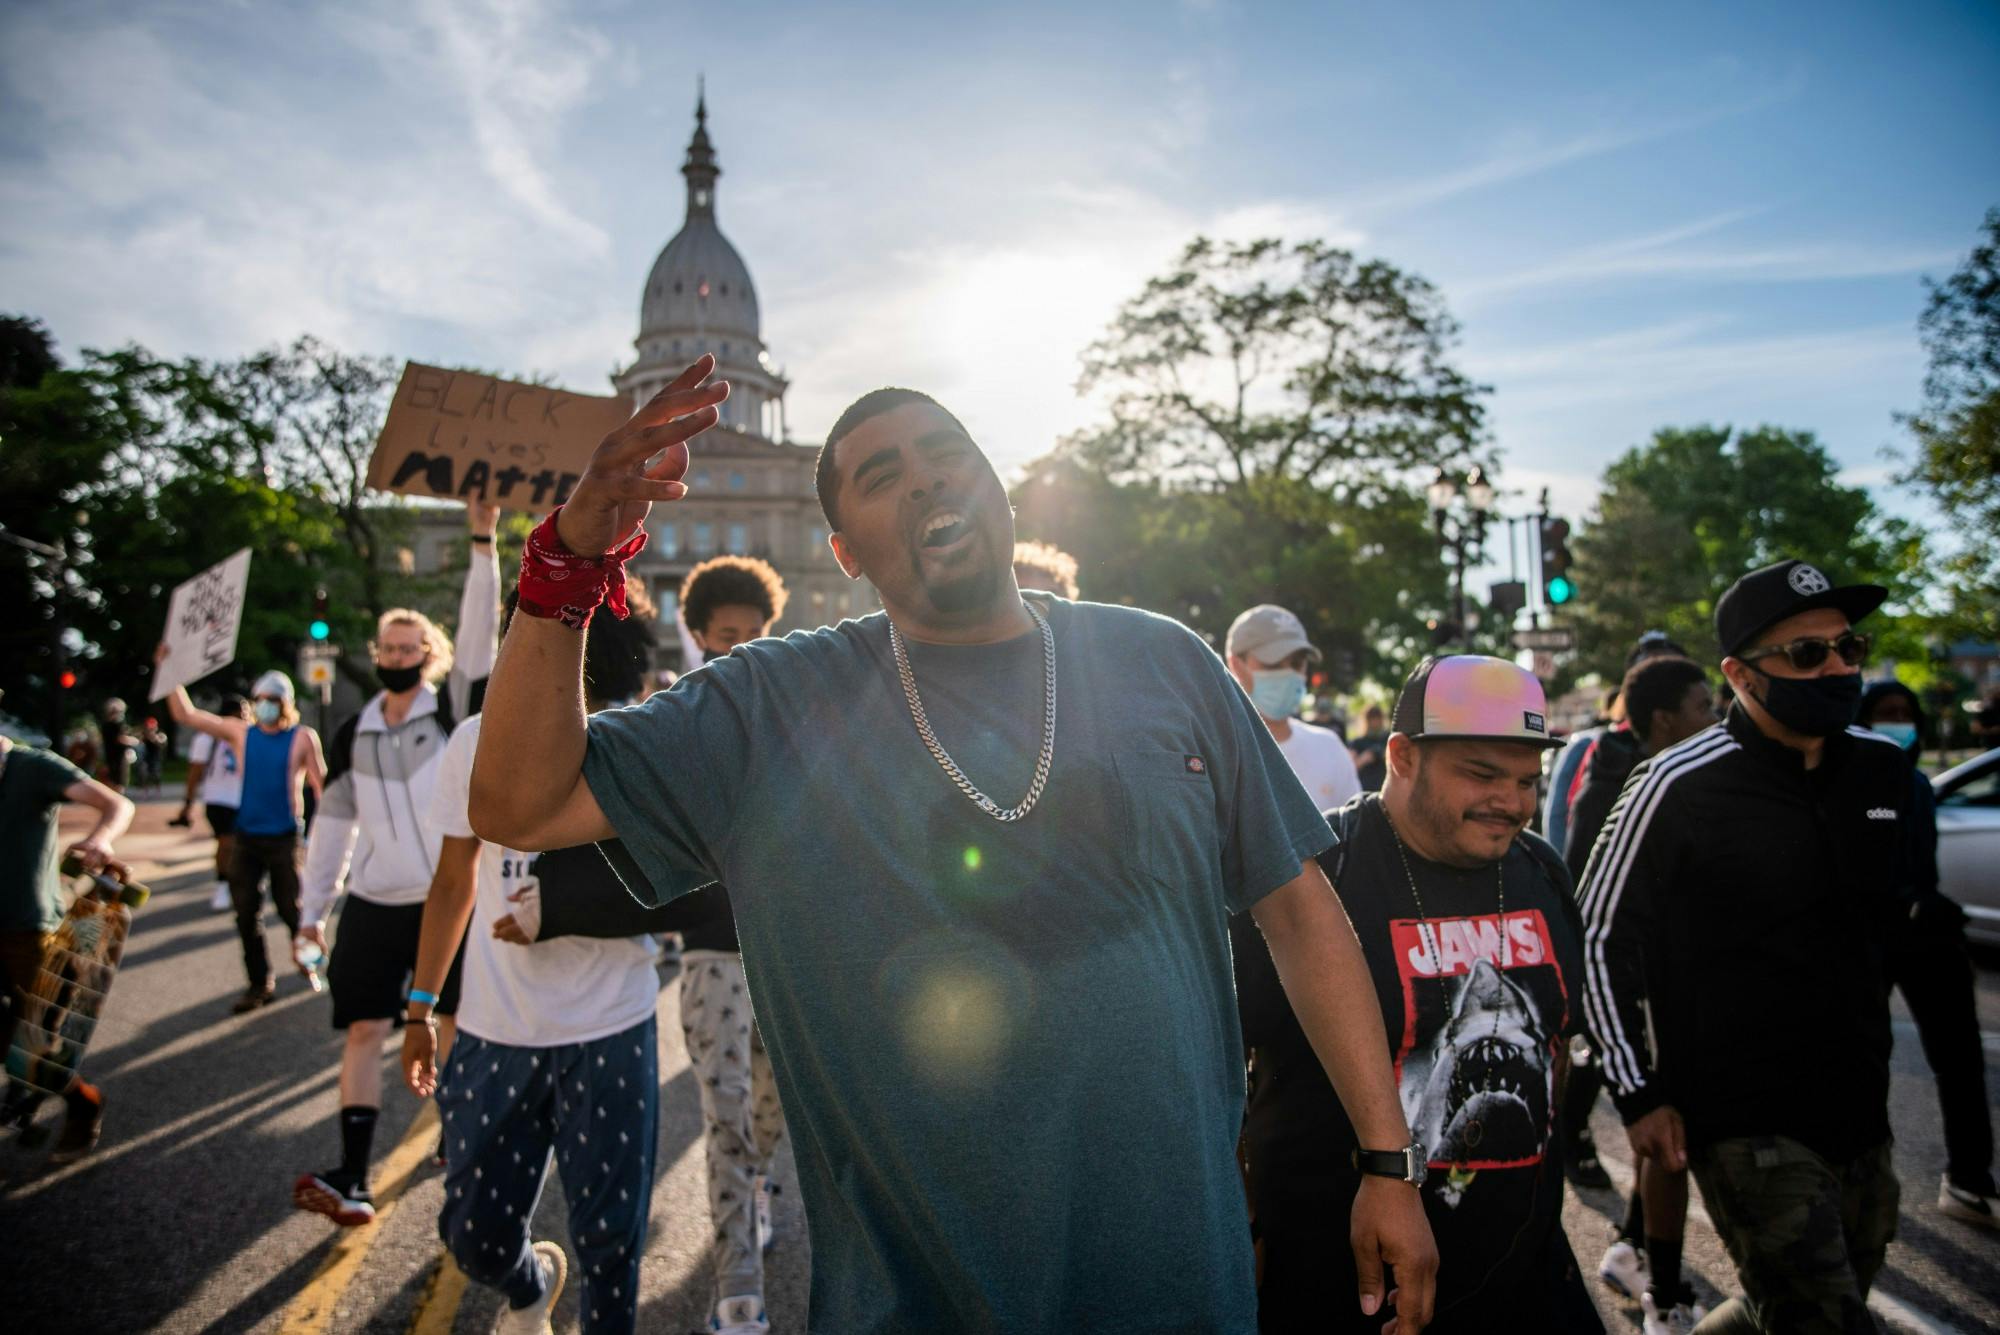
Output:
[2, 0, 1995, 531]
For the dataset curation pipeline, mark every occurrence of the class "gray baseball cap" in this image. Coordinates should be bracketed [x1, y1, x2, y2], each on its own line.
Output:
[1226, 605, 1321, 665]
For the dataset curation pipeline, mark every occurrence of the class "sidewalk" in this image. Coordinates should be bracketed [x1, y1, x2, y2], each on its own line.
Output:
[60, 793, 233, 888]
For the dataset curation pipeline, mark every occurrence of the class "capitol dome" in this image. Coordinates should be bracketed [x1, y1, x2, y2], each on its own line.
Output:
[616, 88, 788, 439]
[638, 92, 759, 344]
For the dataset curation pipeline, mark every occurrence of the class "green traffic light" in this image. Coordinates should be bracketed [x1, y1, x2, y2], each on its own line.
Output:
[309, 619, 331, 640]
[1547, 576, 1574, 605]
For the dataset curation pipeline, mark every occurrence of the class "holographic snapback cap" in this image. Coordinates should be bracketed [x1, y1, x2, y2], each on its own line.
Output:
[1391, 654, 1564, 749]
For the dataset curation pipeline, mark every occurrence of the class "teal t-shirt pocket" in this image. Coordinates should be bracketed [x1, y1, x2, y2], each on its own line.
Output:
[1114, 745, 1221, 898]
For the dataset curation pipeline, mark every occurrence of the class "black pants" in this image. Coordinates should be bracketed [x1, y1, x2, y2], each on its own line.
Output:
[228, 832, 302, 987]
[1891, 920, 1994, 1193]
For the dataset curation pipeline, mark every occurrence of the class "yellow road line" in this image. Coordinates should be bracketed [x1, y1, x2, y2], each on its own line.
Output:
[279, 1101, 441, 1335]
[406, 1252, 469, 1335]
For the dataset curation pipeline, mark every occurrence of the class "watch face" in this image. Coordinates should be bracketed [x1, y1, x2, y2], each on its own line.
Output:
[1408, 1153, 1428, 1187]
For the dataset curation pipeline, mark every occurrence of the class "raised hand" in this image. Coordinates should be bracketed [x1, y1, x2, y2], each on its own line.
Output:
[467, 498, 501, 537]
[556, 355, 728, 557]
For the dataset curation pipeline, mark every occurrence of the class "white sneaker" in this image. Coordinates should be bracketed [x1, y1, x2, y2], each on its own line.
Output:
[1598, 1239, 1647, 1300]
[753, 1172, 776, 1254]
[1940, 1175, 2000, 1228]
[710, 1293, 768, 1334]
[493, 1240, 566, 1335]
[209, 882, 233, 911]
[1641, 1290, 1707, 1335]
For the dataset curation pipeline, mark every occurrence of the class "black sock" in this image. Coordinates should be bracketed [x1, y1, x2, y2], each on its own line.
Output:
[1619, 1190, 1645, 1244]
[1646, 1231, 1684, 1301]
[339, 1105, 378, 1182]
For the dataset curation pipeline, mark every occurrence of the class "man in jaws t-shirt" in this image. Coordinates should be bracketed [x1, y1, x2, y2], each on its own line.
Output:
[581, 596, 1333, 1333]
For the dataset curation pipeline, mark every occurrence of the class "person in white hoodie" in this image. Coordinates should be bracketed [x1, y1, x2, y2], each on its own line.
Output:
[291, 501, 498, 1226]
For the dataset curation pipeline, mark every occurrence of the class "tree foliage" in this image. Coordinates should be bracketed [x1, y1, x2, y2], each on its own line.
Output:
[0, 320, 461, 733]
[1568, 425, 1927, 683]
[1028, 237, 1493, 687]
[1901, 207, 2000, 638]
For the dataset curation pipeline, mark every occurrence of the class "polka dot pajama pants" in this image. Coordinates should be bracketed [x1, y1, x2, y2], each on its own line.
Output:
[437, 1019, 659, 1335]
[680, 953, 786, 1305]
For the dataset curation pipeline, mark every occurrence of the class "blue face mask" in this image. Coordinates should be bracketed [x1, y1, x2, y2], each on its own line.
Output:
[254, 699, 282, 726]
[1871, 721, 1919, 752]
[1248, 668, 1308, 722]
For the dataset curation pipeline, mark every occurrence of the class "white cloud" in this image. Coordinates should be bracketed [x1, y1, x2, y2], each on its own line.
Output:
[0, 1, 619, 369]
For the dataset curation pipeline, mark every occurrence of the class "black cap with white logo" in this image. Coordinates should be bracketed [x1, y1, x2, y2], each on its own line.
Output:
[1714, 559, 1886, 660]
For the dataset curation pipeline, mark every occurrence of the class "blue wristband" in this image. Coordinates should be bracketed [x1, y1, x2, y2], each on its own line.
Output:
[408, 988, 440, 1007]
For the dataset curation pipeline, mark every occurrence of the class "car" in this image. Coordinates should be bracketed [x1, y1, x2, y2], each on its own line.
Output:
[1934, 747, 2000, 949]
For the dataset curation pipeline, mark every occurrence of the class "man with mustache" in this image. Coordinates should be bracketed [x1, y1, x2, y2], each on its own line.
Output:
[1234, 656, 1597, 1332]
[471, 357, 1436, 1333]
[1578, 560, 1908, 1334]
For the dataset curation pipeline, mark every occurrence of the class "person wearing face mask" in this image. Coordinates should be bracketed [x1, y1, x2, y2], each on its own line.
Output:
[160, 659, 327, 1012]
[1578, 559, 1911, 1334]
[1857, 680, 1997, 1230]
[290, 501, 499, 1228]
[1226, 604, 1363, 814]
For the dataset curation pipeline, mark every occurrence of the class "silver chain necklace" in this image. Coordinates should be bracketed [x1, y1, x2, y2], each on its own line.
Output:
[1381, 805, 1509, 974]
[887, 600, 1056, 822]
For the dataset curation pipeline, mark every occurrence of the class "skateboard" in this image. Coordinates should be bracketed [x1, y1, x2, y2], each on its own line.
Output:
[3, 856, 149, 1137]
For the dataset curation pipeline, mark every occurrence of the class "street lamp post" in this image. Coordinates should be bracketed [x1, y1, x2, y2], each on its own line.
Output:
[1426, 466, 1495, 648]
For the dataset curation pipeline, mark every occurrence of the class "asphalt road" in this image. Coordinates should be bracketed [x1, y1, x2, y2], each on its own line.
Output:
[6, 795, 1999, 1332]
[4, 799, 810, 1334]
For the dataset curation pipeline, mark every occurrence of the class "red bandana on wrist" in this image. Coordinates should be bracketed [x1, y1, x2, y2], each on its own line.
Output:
[516, 507, 648, 631]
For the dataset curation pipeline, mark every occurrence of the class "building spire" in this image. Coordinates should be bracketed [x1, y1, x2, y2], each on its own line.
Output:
[683, 79, 719, 220]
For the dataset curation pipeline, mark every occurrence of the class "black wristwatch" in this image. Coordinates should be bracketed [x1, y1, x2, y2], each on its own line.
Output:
[1353, 1142, 1428, 1187]
[469, 534, 494, 545]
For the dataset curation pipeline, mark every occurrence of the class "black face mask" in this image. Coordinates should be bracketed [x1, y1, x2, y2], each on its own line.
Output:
[376, 663, 425, 693]
[1750, 668, 1861, 738]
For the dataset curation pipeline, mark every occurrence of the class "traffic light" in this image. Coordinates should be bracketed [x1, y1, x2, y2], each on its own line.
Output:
[1540, 517, 1575, 606]
[309, 587, 330, 641]
[59, 670, 77, 690]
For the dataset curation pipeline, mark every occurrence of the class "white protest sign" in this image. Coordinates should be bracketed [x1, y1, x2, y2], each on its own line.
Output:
[151, 548, 252, 701]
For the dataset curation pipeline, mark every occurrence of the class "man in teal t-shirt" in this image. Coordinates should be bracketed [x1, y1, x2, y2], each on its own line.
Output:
[472, 361, 1439, 1333]
[1, 726, 136, 1161]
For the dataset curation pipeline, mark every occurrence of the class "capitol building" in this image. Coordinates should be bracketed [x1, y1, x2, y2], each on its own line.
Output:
[615, 93, 871, 661]
[397, 93, 871, 673]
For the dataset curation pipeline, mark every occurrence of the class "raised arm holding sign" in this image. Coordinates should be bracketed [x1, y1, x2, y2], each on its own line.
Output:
[150, 548, 252, 702]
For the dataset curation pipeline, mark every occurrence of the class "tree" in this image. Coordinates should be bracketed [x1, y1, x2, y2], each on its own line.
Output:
[0, 323, 474, 731]
[1902, 207, 2000, 639]
[1568, 425, 1927, 683]
[1028, 237, 1493, 685]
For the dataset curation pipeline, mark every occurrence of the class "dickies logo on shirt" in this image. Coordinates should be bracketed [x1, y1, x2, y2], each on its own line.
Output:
[1865, 807, 1897, 821]
[1185, 754, 1207, 775]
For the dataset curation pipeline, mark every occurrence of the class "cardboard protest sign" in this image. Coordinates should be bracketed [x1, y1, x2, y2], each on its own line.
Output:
[365, 364, 633, 510]
[150, 548, 251, 702]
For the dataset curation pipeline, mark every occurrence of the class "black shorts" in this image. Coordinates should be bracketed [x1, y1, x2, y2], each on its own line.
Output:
[326, 895, 463, 1029]
[205, 804, 238, 837]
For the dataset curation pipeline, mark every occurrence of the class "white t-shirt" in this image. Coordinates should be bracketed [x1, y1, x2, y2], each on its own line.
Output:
[188, 731, 244, 809]
[427, 715, 659, 1048]
[1273, 718, 1363, 815]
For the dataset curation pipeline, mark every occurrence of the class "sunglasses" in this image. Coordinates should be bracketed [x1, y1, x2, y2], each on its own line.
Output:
[1740, 631, 1872, 672]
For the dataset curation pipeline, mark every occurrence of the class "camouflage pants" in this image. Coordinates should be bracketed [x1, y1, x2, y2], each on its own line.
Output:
[1689, 1136, 1898, 1334]
[679, 953, 786, 1305]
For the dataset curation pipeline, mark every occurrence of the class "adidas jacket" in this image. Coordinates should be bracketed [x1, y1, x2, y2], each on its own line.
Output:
[300, 546, 497, 925]
[1576, 706, 1909, 1161]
